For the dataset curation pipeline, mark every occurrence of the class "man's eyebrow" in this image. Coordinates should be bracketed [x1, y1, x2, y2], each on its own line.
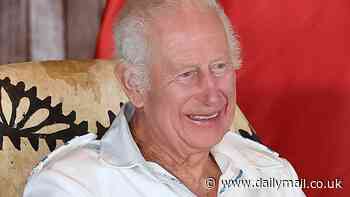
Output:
[209, 57, 229, 64]
[163, 64, 199, 85]
[171, 64, 200, 74]
[168, 57, 230, 74]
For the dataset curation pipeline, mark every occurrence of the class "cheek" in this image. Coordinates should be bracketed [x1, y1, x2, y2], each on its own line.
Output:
[144, 86, 189, 128]
[227, 73, 237, 99]
[218, 75, 237, 124]
[217, 73, 236, 102]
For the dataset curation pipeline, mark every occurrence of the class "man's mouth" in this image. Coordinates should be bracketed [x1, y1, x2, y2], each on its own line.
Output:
[187, 112, 220, 121]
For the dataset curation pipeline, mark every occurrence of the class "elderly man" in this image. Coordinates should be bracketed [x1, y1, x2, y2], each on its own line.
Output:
[24, 0, 306, 196]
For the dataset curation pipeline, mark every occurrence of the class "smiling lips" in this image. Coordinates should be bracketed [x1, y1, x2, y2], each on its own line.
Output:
[187, 112, 220, 121]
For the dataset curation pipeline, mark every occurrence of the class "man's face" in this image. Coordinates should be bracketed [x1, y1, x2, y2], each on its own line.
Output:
[141, 8, 237, 151]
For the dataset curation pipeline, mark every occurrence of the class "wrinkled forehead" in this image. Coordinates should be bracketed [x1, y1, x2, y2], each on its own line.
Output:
[159, 12, 226, 46]
[148, 7, 228, 61]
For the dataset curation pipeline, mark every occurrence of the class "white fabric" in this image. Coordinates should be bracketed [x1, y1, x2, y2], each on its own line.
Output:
[23, 103, 306, 197]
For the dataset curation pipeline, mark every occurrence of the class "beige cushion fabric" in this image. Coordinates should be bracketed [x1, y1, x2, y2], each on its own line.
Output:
[0, 60, 253, 197]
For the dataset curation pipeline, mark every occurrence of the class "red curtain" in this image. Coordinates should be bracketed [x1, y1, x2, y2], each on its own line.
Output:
[96, 1, 350, 196]
[95, 0, 124, 58]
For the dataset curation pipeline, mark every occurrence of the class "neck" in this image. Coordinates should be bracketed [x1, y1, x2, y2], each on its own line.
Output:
[130, 109, 221, 195]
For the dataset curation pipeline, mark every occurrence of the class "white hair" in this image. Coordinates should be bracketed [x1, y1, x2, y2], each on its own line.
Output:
[113, 0, 241, 90]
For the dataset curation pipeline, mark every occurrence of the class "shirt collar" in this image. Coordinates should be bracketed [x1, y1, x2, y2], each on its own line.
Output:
[100, 102, 146, 168]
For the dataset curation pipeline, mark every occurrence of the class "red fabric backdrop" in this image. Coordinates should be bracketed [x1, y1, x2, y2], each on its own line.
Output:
[96, 0, 350, 196]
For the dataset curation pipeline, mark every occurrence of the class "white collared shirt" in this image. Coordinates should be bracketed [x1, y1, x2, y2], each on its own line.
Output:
[23, 103, 306, 197]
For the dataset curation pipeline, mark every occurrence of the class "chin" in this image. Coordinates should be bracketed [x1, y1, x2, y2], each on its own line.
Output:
[183, 115, 230, 146]
[182, 125, 228, 149]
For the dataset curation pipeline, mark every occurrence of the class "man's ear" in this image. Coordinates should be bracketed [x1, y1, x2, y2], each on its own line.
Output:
[115, 63, 145, 108]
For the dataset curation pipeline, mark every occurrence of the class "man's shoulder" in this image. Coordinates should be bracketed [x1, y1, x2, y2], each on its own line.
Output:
[218, 130, 280, 160]
[29, 133, 102, 179]
[217, 130, 300, 179]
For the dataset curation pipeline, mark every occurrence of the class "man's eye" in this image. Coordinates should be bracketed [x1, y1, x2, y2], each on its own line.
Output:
[177, 70, 197, 79]
[211, 63, 232, 76]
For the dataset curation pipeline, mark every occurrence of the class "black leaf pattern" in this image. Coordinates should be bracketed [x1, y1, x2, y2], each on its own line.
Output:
[0, 77, 90, 151]
[96, 110, 116, 140]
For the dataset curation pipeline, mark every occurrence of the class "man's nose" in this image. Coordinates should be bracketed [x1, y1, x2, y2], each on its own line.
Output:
[197, 74, 223, 106]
